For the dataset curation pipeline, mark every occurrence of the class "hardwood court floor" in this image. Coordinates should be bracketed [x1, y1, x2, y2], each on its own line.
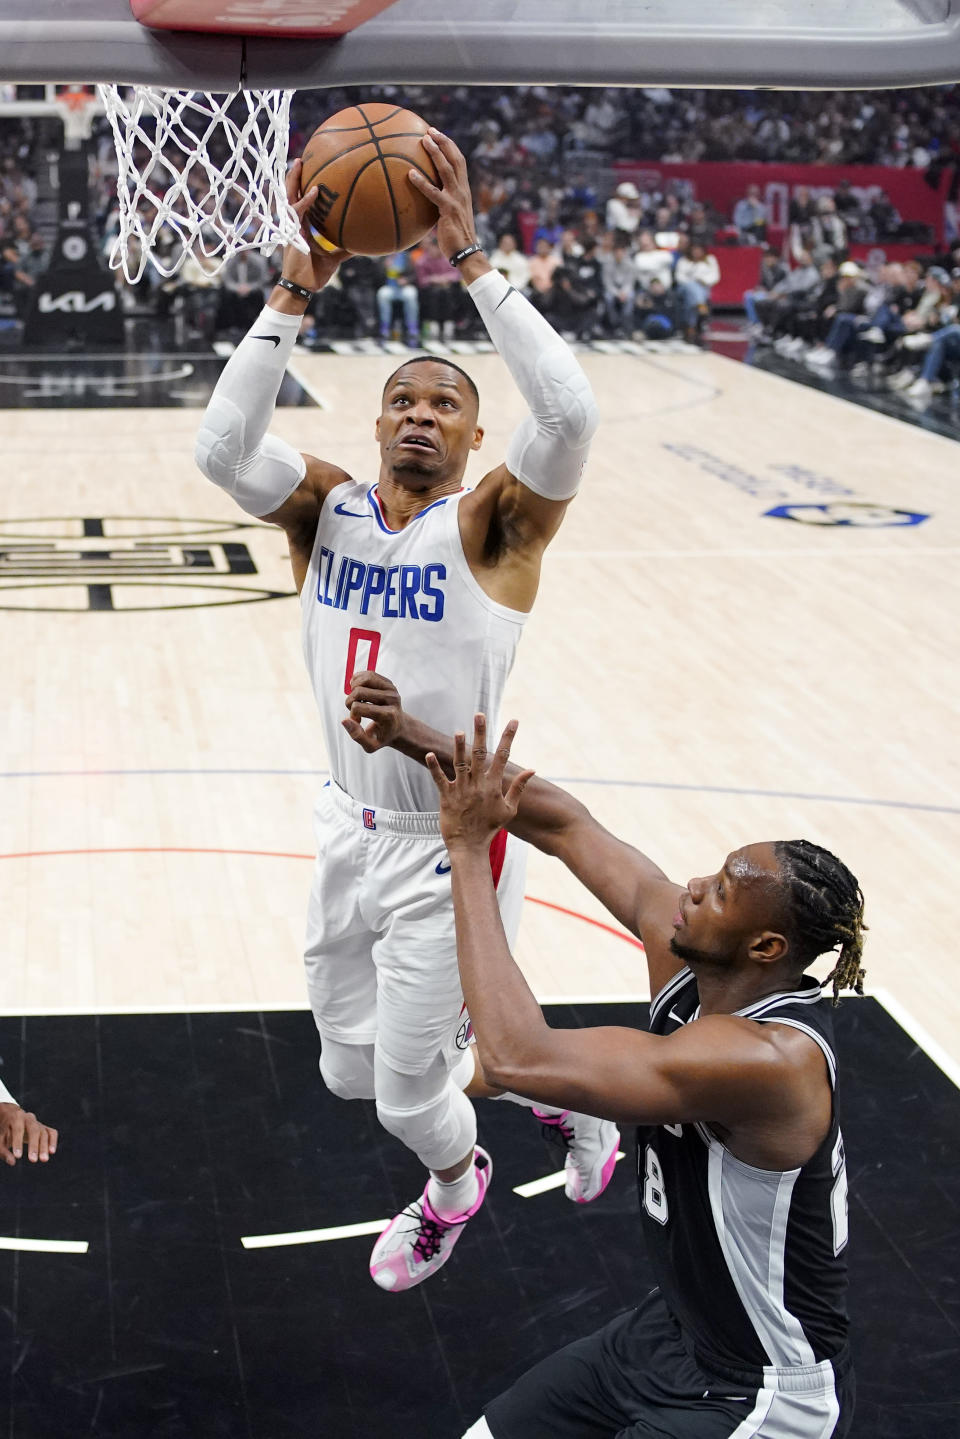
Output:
[1, 345, 958, 1078]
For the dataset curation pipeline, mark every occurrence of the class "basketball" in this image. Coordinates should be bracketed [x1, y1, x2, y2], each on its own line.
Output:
[299, 101, 440, 256]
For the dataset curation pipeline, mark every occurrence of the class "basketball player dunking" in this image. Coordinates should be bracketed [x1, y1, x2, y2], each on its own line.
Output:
[195, 130, 615, 1291]
[343, 686, 864, 1437]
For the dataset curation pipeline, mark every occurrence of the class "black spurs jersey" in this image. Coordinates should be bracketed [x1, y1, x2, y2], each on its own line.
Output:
[638, 969, 850, 1379]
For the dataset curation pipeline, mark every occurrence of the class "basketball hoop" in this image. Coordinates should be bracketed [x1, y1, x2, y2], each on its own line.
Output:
[96, 85, 310, 284]
[54, 86, 101, 148]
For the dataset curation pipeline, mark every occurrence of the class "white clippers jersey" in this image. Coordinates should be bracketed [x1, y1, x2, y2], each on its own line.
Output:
[301, 480, 527, 813]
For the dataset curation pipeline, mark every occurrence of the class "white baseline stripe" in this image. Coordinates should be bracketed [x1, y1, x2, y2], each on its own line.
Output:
[0, 1237, 88, 1254]
[870, 987, 960, 1091]
[548, 548, 960, 561]
[0, 996, 648, 1018]
[513, 1152, 625, 1199]
[242, 1219, 388, 1249]
[712, 348, 960, 453]
[285, 359, 330, 410]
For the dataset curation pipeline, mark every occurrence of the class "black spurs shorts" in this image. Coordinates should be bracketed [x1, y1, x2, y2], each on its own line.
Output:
[483, 1289, 854, 1439]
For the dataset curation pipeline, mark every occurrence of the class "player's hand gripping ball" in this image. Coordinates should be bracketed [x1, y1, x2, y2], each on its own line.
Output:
[299, 101, 440, 256]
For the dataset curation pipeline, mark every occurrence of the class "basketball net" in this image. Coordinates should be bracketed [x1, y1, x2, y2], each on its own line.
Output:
[97, 85, 310, 283]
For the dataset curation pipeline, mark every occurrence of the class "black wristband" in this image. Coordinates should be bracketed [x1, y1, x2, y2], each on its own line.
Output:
[449, 243, 484, 267]
[277, 276, 315, 301]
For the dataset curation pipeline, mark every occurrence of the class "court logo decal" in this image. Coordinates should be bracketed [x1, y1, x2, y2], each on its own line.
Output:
[662, 445, 929, 527]
[0, 517, 295, 612]
[763, 503, 930, 528]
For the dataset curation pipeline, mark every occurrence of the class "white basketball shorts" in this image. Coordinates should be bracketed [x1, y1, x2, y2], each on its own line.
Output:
[303, 781, 527, 1076]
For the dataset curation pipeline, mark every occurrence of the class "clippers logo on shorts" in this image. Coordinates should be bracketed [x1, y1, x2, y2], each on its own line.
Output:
[362, 808, 376, 830]
[316, 545, 446, 622]
[455, 1004, 474, 1050]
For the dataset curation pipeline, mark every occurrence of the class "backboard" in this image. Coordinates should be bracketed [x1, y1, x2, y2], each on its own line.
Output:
[1, 0, 959, 91]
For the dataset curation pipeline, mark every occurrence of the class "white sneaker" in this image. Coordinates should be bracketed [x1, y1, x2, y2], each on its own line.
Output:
[533, 1109, 620, 1204]
[862, 326, 886, 344]
[888, 368, 919, 390]
[805, 346, 834, 368]
[902, 332, 933, 351]
[906, 377, 933, 401]
[369, 1147, 492, 1291]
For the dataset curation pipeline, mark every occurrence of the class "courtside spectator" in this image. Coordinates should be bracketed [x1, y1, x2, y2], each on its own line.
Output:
[528, 236, 560, 313]
[376, 252, 420, 345]
[743, 247, 788, 334]
[633, 229, 674, 292]
[674, 240, 720, 339]
[601, 240, 636, 337]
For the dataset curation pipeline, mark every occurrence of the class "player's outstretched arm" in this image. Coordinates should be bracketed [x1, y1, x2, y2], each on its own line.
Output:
[0, 1077, 58, 1165]
[425, 722, 822, 1157]
[194, 160, 352, 587]
[343, 676, 683, 990]
[410, 132, 599, 566]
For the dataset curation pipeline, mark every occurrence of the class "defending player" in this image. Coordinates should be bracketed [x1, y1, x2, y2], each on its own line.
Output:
[194, 129, 613, 1292]
[343, 681, 862, 1437]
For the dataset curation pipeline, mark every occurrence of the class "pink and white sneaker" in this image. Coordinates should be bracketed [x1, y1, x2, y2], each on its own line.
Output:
[533, 1109, 620, 1203]
[369, 1147, 492, 1292]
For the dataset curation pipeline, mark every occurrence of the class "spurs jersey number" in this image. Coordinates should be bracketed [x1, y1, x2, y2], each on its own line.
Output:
[830, 1131, 849, 1256]
[641, 1143, 669, 1225]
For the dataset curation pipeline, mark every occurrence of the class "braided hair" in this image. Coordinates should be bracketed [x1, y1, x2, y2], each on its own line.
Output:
[773, 840, 867, 1004]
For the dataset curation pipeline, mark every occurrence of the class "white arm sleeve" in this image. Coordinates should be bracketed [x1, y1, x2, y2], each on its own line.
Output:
[468, 268, 599, 502]
[194, 304, 307, 518]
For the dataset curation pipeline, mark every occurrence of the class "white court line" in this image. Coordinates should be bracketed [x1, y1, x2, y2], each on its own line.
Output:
[242, 1219, 388, 1248]
[0, 994, 647, 1018]
[285, 359, 330, 411]
[0, 1237, 89, 1254]
[513, 1152, 626, 1199]
[711, 349, 960, 452]
[870, 987, 960, 1091]
[548, 547, 960, 561]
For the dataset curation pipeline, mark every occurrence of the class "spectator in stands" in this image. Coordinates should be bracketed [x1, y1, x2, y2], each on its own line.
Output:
[808, 195, 848, 263]
[532, 199, 564, 251]
[888, 266, 956, 387]
[832, 178, 863, 226]
[754, 248, 821, 341]
[674, 240, 720, 340]
[528, 235, 560, 313]
[733, 183, 768, 243]
[413, 234, 463, 340]
[633, 229, 673, 292]
[743, 246, 788, 334]
[605, 181, 644, 239]
[804, 261, 872, 371]
[601, 239, 636, 337]
[683, 201, 717, 248]
[376, 252, 420, 345]
[635, 275, 682, 340]
[554, 236, 605, 339]
[900, 308, 960, 401]
[216, 251, 270, 336]
[488, 232, 531, 292]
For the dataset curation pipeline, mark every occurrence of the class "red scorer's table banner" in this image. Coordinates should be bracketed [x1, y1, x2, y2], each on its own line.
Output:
[130, 0, 402, 37]
[611, 160, 947, 242]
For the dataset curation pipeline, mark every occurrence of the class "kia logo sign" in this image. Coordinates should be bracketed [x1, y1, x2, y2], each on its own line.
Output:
[38, 290, 116, 314]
